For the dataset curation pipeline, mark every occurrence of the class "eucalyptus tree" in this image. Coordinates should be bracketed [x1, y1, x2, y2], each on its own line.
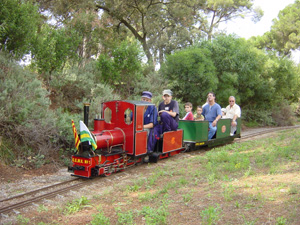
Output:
[94, 0, 261, 66]
[36, 0, 261, 67]
[95, 0, 198, 67]
[190, 0, 263, 40]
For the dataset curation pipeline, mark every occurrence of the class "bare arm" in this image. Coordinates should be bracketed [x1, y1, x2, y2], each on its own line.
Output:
[212, 115, 222, 127]
[144, 122, 154, 129]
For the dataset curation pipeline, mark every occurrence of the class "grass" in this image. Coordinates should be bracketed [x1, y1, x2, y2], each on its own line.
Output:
[64, 196, 91, 215]
[200, 204, 222, 224]
[15, 128, 300, 224]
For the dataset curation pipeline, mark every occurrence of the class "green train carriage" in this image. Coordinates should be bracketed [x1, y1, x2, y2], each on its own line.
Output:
[178, 118, 241, 150]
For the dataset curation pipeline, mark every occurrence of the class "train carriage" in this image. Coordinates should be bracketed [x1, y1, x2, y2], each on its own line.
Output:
[68, 100, 241, 178]
[178, 117, 241, 149]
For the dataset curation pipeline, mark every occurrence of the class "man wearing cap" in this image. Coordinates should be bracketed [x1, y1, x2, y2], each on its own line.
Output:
[148, 89, 179, 152]
[158, 89, 179, 131]
[141, 91, 158, 131]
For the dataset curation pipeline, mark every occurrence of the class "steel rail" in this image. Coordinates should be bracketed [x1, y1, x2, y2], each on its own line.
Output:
[0, 178, 91, 215]
[236, 125, 300, 142]
[0, 178, 81, 204]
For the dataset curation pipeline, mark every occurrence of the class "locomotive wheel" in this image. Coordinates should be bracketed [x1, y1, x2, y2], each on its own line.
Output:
[102, 160, 112, 177]
[103, 171, 112, 177]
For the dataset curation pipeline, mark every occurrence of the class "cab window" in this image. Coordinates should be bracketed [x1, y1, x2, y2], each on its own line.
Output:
[124, 108, 132, 125]
[104, 107, 112, 123]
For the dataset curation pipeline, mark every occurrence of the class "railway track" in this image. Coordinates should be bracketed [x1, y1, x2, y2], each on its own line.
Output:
[1, 125, 299, 216]
[0, 177, 89, 215]
[236, 125, 300, 142]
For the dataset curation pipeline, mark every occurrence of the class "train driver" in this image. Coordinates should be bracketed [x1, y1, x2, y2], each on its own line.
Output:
[141, 91, 158, 134]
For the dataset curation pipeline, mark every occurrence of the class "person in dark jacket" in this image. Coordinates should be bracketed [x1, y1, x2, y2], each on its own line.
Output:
[147, 89, 179, 152]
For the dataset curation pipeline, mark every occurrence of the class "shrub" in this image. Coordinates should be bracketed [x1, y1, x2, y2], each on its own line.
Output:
[242, 109, 275, 126]
[0, 53, 78, 167]
[272, 100, 296, 126]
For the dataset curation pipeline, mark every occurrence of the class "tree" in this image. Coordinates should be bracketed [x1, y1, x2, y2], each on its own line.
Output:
[97, 40, 143, 98]
[95, 0, 197, 67]
[202, 35, 272, 108]
[31, 24, 82, 85]
[0, 0, 41, 59]
[194, 0, 263, 40]
[161, 46, 217, 106]
[163, 35, 300, 111]
[95, 0, 261, 65]
[266, 54, 300, 102]
[36, 0, 260, 68]
[252, 0, 300, 56]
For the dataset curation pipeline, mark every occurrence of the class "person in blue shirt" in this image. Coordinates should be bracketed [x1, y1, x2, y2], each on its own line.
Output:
[141, 91, 158, 134]
[202, 92, 222, 140]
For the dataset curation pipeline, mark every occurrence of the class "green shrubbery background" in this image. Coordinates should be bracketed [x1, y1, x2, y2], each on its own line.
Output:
[1, 0, 300, 169]
[0, 49, 299, 169]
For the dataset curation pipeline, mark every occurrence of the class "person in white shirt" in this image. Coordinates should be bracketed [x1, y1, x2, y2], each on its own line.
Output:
[223, 96, 241, 136]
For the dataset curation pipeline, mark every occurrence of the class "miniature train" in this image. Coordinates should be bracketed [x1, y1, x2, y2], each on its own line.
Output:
[68, 100, 241, 178]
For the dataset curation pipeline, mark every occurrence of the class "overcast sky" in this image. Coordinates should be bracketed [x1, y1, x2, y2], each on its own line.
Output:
[220, 0, 296, 39]
[220, 0, 299, 63]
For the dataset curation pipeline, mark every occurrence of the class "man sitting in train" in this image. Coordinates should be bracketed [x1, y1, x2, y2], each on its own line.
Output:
[141, 91, 158, 134]
[157, 89, 179, 132]
[223, 96, 241, 136]
[147, 89, 179, 152]
[202, 92, 222, 140]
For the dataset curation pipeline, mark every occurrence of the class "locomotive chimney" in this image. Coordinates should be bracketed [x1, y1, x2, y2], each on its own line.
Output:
[83, 103, 90, 127]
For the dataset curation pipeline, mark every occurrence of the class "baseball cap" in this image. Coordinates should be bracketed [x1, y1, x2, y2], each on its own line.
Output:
[162, 89, 172, 96]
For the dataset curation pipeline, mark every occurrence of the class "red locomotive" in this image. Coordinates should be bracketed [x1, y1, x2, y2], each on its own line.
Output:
[68, 100, 185, 178]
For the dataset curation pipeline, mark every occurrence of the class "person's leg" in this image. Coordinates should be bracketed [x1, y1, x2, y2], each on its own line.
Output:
[160, 112, 178, 132]
[208, 122, 217, 140]
[230, 121, 237, 136]
[147, 125, 162, 152]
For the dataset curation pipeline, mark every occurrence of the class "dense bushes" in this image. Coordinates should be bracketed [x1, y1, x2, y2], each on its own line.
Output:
[0, 53, 79, 168]
[162, 35, 299, 125]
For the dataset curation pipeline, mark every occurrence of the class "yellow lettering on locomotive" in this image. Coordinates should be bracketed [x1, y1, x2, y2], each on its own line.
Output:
[196, 142, 205, 146]
[72, 158, 90, 164]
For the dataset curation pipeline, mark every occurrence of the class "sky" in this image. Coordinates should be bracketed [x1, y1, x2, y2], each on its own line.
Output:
[219, 0, 300, 63]
[220, 0, 295, 39]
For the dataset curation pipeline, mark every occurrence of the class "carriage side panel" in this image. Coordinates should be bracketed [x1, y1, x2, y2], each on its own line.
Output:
[178, 120, 209, 142]
[216, 119, 231, 139]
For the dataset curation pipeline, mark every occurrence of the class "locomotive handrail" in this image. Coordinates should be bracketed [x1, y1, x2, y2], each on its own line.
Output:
[114, 127, 126, 151]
